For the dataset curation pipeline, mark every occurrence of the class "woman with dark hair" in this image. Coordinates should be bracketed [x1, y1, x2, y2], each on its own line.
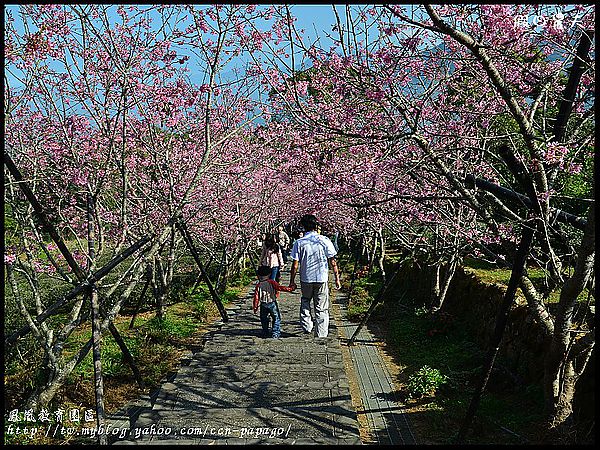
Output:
[260, 233, 284, 282]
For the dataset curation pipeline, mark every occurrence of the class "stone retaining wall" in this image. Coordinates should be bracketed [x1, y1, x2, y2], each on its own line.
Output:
[387, 260, 594, 424]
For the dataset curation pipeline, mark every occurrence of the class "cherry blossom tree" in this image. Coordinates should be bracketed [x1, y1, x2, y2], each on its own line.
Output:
[4, 3, 594, 437]
[4, 4, 290, 410]
[249, 3, 594, 435]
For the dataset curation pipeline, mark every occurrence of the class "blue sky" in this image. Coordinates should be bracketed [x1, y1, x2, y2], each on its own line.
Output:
[289, 4, 347, 39]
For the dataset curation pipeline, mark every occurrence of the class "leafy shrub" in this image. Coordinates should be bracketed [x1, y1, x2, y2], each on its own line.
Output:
[347, 286, 373, 321]
[407, 365, 448, 399]
[414, 305, 429, 317]
[187, 284, 211, 317]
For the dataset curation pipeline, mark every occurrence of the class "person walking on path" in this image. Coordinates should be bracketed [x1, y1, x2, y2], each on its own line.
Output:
[260, 233, 284, 282]
[253, 265, 295, 338]
[332, 230, 339, 252]
[289, 214, 341, 338]
[276, 225, 291, 265]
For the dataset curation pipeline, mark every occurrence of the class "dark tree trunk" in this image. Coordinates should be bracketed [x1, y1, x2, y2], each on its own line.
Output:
[88, 194, 108, 445]
[456, 220, 536, 443]
[543, 206, 595, 433]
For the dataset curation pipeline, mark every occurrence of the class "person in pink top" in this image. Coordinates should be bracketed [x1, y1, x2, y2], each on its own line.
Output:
[260, 233, 284, 282]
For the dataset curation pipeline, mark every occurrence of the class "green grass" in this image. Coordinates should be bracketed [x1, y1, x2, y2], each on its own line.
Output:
[187, 282, 240, 318]
[65, 306, 197, 381]
[62, 263, 255, 384]
[344, 269, 384, 321]
[145, 312, 198, 339]
[72, 332, 141, 378]
[4, 255, 258, 446]
[387, 307, 482, 373]
[336, 255, 550, 444]
[231, 266, 256, 287]
[462, 258, 590, 304]
[384, 301, 546, 443]
[463, 257, 548, 285]
[375, 255, 591, 443]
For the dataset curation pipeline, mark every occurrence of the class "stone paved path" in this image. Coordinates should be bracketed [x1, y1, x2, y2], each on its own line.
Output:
[111, 269, 361, 445]
[334, 291, 417, 445]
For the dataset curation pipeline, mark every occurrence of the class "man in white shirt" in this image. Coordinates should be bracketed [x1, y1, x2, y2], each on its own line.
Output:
[289, 214, 341, 337]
